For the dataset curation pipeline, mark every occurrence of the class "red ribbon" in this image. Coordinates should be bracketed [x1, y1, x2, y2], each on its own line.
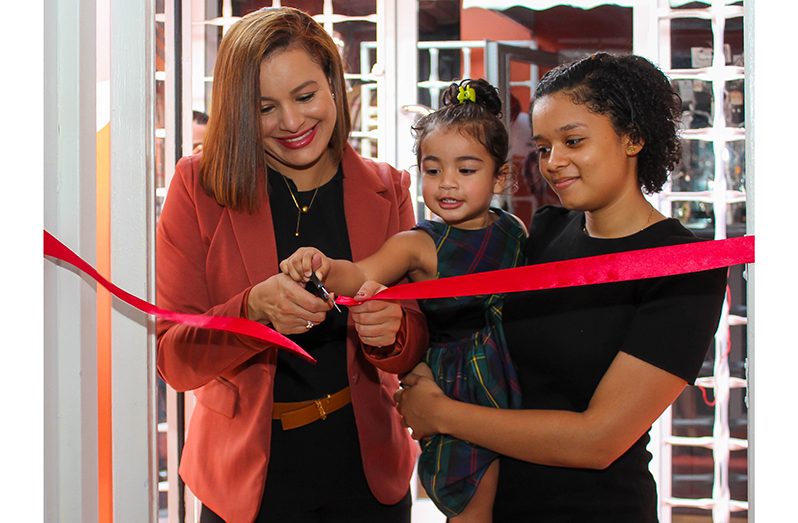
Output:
[336, 235, 754, 306]
[45, 229, 754, 363]
[43, 230, 315, 363]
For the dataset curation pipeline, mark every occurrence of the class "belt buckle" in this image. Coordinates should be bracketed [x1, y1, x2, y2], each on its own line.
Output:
[314, 394, 331, 421]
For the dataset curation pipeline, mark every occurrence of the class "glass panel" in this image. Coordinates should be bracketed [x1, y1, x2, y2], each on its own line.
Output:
[508, 57, 550, 229]
[730, 448, 748, 507]
[673, 140, 714, 192]
[337, 20, 376, 72]
[418, 48, 462, 107]
[297, 0, 324, 15]
[727, 328, 747, 381]
[727, 262, 748, 383]
[333, 0, 376, 16]
[672, 445, 715, 499]
[673, 79, 714, 129]
[727, 201, 746, 229]
[724, 140, 745, 190]
[672, 386, 714, 438]
[724, 79, 744, 128]
[672, 201, 714, 230]
[204, 22, 221, 110]
[729, 387, 748, 440]
[670, 0, 710, 8]
[672, 507, 712, 521]
[670, 17, 713, 69]
[231, 1, 327, 17]
[338, 20, 378, 156]
[724, 16, 744, 64]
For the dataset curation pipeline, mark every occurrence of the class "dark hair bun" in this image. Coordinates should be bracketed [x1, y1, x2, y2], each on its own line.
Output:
[412, 77, 509, 180]
[441, 79, 503, 118]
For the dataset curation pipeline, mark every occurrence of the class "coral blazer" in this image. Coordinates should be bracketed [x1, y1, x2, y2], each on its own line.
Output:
[156, 145, 427, 523]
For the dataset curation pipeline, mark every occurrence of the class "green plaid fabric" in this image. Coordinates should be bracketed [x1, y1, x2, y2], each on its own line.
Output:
[414, 208, 525, 517]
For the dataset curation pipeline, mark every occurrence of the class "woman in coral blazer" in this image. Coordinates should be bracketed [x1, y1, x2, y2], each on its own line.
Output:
[156, 8, 427, 523]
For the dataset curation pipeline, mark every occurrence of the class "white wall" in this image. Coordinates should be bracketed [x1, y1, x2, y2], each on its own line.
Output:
[748, 2, 797, 521]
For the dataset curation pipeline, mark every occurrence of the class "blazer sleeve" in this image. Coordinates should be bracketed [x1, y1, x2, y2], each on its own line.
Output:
[155, 158, 270, 391]
[361, 168, 428, 375]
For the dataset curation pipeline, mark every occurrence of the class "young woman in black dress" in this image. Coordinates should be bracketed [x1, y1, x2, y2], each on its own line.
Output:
[395, 52, 728, 522]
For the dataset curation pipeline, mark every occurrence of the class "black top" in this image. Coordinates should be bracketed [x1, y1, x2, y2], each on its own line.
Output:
[261, 166, 376, 513]
[267, 166, 352, 402]
[494, 206, 727, 522]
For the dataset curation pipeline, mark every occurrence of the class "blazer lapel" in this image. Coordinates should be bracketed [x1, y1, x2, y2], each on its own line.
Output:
[228, 177, 279, 286]
[341, 146, 393, 261]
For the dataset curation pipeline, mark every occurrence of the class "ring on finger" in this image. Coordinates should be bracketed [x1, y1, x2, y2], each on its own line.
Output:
[305, 320, 315, 330]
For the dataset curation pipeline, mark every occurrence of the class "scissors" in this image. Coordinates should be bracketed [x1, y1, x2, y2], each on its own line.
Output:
[305, 272, 342, 313]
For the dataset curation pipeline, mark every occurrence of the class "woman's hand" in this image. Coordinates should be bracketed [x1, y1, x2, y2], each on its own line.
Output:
[279, 247, 331, 283]
[349, 280, 403, 347]
[247, 272, 331, 334]
[395, 363, 448, 439]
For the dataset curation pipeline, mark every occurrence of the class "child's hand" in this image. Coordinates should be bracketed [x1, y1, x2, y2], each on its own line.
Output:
[279, 247, 330, 283]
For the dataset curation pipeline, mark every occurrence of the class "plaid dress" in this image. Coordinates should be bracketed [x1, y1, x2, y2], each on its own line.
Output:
[414, 208, 525, 517]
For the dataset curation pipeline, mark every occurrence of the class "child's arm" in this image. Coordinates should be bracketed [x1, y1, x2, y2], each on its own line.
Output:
[280, 230, 437, 296]
[279, 248, 367, 297]
[356, 230, 436, 286]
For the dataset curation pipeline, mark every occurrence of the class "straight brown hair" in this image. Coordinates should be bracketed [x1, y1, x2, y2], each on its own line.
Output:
[199, 7, 351, 212]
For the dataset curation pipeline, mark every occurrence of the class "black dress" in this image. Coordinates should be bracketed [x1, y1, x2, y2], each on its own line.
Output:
[494, 206, 727, 522]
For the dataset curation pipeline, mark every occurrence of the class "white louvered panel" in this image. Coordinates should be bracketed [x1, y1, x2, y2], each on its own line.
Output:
[649, 1, 748, 521]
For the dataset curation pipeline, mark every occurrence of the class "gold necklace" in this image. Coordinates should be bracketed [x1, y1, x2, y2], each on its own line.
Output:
[640, 205, 657, 231]
[282, 175, 320, 237]
[583, 205, 658, 236]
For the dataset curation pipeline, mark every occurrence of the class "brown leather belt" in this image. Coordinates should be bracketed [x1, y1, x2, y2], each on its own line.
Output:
[272, 386, 351, 430]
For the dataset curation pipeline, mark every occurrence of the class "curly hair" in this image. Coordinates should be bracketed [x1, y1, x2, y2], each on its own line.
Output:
[412, 79, 513, 182]
[533, 52, 681, 194]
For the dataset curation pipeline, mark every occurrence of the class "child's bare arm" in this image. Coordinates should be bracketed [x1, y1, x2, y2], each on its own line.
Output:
[355, 230, 436, 286]
[326, 259, 369, 297]
[280, 230, 436, 297]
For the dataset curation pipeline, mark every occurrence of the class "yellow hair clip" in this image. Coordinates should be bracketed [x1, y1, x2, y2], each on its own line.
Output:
[457, 85, 476, 104]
